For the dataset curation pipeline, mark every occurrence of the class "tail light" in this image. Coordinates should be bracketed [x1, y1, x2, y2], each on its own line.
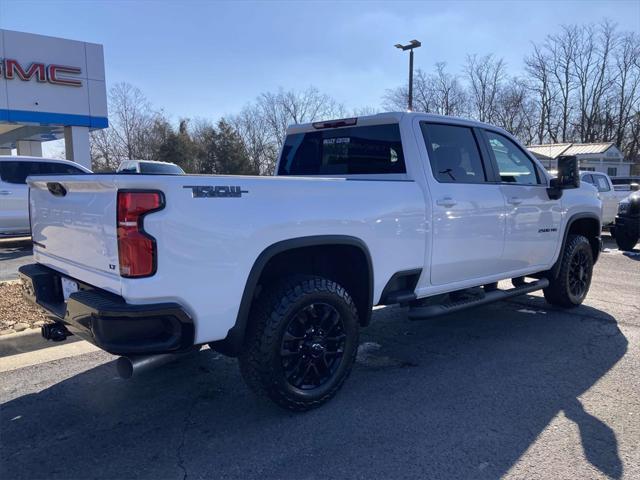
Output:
[117, 191, 164, 278]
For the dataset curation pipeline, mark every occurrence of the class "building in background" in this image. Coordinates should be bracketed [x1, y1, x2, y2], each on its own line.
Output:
[0, 29, 107, 169]
[527, 142, 632, 177]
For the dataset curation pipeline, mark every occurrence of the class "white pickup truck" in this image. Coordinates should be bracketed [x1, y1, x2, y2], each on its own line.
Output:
[579, 171, 627, 226]
[20, 112, 602, 411]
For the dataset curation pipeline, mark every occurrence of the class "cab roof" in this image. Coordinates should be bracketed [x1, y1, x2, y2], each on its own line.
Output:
[286, 111, 504, 135]
[0, 155, 91, 172]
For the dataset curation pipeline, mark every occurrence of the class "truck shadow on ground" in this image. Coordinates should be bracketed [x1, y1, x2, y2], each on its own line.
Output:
[0, 298, 627, 479]
[0, 240, 32, 261]
[602, 232, 640, 258]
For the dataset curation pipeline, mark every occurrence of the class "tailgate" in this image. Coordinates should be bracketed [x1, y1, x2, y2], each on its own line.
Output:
[28, 175, 122, 294]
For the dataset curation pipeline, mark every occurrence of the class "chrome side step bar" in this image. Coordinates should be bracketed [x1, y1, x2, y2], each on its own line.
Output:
[408, 278, 549, 320]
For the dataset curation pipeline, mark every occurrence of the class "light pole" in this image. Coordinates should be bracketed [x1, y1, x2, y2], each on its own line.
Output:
[394, 40, 421, 111]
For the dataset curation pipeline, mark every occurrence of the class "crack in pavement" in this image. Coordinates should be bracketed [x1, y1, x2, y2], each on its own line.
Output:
[176, 399, 198, 480]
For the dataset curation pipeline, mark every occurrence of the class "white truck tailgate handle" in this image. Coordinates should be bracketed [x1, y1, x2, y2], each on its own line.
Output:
[507, 196, 523, 205]
[436, 197, 457, 207]
[0, 190, 12, 195]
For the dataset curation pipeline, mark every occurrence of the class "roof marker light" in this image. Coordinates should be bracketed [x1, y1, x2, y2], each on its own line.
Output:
[312, 118, 358, 129]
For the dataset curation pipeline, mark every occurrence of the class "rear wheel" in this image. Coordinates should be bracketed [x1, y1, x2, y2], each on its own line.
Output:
[239, 275, 359, 411]
[615, 226, 638, 251]
[543, 234, 593, 308]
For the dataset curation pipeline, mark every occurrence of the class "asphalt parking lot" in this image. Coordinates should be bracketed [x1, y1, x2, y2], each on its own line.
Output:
[0, 236, 638, 480]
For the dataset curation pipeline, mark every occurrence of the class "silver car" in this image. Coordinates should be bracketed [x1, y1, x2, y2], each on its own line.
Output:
[0, 156, 91, 237]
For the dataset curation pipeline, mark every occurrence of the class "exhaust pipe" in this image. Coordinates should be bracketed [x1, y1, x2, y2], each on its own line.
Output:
[116, 351, 196, 379]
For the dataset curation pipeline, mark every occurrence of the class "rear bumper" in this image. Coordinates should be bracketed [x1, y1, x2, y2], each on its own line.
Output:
[18, 263, 194, 355]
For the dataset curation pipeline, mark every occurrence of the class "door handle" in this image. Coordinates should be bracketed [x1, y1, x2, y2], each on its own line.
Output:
[0, 190, 12, 195]
[507, 196, 523, 205]
[436, 197, 457, 207]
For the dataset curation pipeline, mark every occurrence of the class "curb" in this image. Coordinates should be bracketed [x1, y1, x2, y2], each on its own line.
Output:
[0, 327, 82, 358]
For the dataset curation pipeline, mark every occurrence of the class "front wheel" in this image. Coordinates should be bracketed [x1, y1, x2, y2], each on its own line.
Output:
[543, 234, 594, 308]
[239, 275, 360, 411]
[615, 226, 639, 251]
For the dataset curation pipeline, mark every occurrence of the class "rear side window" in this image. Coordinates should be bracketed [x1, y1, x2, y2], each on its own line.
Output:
[582, 174, 594, 185]
[278, 124, 406, 175]
[0, 161, 85, 184]
[119, 162, 137, 173]
[420, 123, 486, 183]
[0, 161, 46, 184]
[139, 162, 184, 174]
[0, 161, 32, 184]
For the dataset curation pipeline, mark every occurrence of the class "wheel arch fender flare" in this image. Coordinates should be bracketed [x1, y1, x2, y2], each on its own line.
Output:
[214, 235, 374, 356]
[549, 212, 601, 279]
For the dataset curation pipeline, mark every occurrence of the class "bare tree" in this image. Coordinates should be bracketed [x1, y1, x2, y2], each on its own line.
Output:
[231, 105, 279, 174]
[464, 54, 506, 123]
[430, 63, 467, 116]
[233, 86, 345, 174]
[494, 78, 537, 145]
[90, 82, 160, 170]
[612, 32, 640, 157]
[573, 21, 617, 142]
[525, 45, 555, 143]
[383, 63, 466, 116]
[547, 25, 579, 142]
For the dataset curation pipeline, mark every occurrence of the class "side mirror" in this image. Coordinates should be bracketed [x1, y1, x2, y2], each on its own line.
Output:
[556, 155, 580, 188]
[547, 155, 580, 200]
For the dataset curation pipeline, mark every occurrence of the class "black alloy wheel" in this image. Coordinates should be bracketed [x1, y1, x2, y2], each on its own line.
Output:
[239, 275, 359, 411]
[280, 302, 346, 390]
[568, 248, 591, 301]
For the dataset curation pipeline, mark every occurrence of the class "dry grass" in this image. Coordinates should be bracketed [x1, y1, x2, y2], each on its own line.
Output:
[0, 281, 48, 334]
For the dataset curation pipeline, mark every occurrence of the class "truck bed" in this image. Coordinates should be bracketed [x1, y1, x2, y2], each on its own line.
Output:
[28, 173, 427, 344]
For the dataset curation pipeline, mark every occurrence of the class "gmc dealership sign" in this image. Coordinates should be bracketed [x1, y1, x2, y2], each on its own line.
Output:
[0, 58, 82, 87]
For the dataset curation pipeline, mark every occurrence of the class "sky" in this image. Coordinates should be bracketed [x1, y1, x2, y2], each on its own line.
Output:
[1, 0, 639, 126]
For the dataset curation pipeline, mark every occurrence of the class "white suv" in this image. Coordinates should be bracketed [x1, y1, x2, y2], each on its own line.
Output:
[0, 156, 91, 236]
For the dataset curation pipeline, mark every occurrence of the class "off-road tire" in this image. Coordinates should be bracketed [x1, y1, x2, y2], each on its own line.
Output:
[543, 234, 593, 308]
[239, 275, 359, 411]
[615, 227, 638, 251]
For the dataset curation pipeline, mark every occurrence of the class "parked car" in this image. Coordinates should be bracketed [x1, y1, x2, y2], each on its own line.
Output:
[580, 171, 626, 226]
[21, 112, 602, 411]
[117, 159, 184, 174]
[611, 176, 640, 193]
[613, 191, 640, 251]
[0, 156, 91, 237]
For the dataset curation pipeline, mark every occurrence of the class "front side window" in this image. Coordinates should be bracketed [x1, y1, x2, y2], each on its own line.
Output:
[420, 123, 486, 183]
[278, 124, 406, 176]
[485, 131, 540, 185]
